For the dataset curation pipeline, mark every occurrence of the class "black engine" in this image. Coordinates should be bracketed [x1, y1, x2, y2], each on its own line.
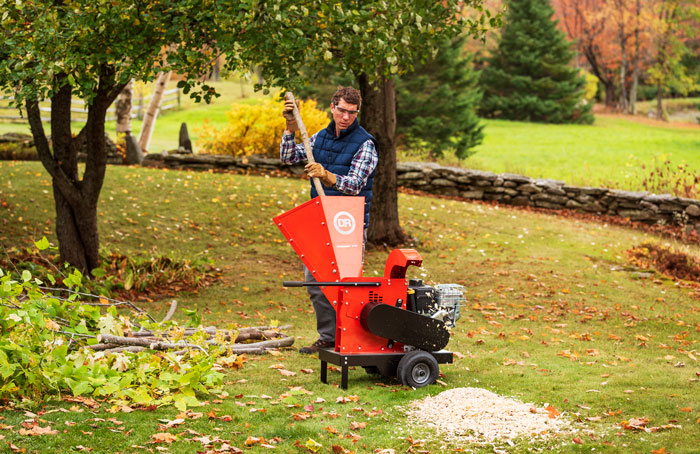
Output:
[406, 279, 464, 328]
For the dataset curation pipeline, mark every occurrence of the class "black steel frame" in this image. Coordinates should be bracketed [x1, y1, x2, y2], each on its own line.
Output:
[317, 349, 453, 389]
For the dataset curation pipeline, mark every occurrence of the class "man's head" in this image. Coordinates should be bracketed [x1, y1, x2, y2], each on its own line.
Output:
[330, 86, 361, 133]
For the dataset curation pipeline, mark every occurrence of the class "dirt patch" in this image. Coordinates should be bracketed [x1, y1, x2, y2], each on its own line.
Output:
[406, 387, 575, 446]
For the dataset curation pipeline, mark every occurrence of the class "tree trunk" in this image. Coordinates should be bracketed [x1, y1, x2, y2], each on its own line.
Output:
[26, 69, 123, 273]
[656, 82, 667, 121]
[618, 21, 628, 112]
[603, 80, 616, 108]
[629, 0, 641, 114]
[583, 46, 617, 107]
[138, 71, 172, 152]
[115, 79, 133, 137]
[357, 74, 407, 246]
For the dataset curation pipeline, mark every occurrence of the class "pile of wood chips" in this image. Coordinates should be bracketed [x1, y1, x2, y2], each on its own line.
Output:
[406, 387, 574, 446]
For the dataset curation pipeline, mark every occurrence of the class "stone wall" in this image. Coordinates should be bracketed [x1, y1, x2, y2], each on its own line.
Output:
[142, 152, 700, 229]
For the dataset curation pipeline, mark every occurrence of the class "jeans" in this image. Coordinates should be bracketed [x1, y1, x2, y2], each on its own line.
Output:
[303, 229, 367, 342]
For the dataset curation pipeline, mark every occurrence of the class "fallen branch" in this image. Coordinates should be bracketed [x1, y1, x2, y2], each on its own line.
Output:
[103, 346, 146, 354]
[91, 331, 295, 355]
[97, 333, 208, 354]
[130, 327, 286, 343]
[162, 300, 178, 323]
[209, 335, 295, 350]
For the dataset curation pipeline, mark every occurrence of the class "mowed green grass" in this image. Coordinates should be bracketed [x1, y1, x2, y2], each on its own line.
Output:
[1, 161, 700, 453]
[411, 115, 700, 191]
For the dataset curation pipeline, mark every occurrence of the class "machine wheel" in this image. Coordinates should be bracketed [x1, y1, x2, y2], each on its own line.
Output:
[397, 351, 439, 388]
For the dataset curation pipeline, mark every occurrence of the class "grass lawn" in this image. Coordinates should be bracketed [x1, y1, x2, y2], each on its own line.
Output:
[409, 115, 700, 191]
[1, 161, 699, 453]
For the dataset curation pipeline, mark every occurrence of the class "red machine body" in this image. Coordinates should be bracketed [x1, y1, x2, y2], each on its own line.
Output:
[274, 196, 453, 388]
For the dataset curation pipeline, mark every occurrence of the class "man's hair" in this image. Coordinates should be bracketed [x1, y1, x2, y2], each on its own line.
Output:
[331, 86, 362, 109]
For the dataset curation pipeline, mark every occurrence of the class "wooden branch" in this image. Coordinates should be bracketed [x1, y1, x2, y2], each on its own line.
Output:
[285, 92, 324, 196]
[26, 99, 81, 206]
[97, 333, 207, 354]
[130, 326, 291, 340]
[103, 346, 145, 354]
[210, 335, 295, 349]
[239, 324, 292, 332]
[162, 300, 178, 323]
[91, 333, 295, 353]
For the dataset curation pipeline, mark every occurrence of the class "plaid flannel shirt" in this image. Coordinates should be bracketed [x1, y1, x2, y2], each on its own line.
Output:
[280, 132, 378, 196]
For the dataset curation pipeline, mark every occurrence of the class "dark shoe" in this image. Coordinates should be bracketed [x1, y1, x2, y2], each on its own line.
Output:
[299, 339, 334, 354]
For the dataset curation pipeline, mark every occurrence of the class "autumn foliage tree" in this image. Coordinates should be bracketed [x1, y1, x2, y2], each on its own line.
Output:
[552, 0, 698, 115]
[553, 0, 654, 110]
[647, 0, 700, 119]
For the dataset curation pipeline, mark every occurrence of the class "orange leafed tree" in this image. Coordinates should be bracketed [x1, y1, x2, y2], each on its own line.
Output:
[552, 0, 654, 110]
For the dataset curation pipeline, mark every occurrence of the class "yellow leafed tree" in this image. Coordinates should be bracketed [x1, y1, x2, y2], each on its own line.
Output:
[200, 98, 329, 157]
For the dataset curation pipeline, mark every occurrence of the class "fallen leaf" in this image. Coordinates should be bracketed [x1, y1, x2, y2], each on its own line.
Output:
[546, 405, 560, 419]
[621, 417, 649, 430]
[679, 407, 692, 412]
[572, 437, 583, 444]
[18, 425, 58, 436]
[245, 436, 265, 446]
[651, 448, 666, 454]
[151, 432, 177, 443]
[305, 438, 323, 452]
[158, 418, 184, 429]
[349, 421, 367, 430]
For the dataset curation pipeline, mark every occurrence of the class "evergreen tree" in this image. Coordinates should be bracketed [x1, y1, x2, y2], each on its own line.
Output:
[480, 0, 593, 124]
[396, 35, 484, 159]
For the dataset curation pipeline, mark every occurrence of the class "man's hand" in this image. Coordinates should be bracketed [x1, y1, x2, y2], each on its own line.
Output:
[305, 163, 337, 187]
[283, 99, 299, 133]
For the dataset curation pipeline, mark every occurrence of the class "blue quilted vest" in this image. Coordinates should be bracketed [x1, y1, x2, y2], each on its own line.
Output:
[310, 119, 377, 228]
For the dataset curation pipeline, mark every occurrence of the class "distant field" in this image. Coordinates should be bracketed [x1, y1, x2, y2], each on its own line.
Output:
[451, 115, 700, 190]
[2, 81, 699, 192]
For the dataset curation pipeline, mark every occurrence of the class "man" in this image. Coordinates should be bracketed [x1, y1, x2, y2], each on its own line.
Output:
[280, 86, 378, 354]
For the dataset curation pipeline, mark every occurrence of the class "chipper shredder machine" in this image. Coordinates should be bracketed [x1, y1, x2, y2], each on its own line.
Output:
[273, 195, 464, 389]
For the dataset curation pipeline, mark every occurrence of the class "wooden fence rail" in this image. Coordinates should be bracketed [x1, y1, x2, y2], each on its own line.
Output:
[0, 88, 180, 124]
